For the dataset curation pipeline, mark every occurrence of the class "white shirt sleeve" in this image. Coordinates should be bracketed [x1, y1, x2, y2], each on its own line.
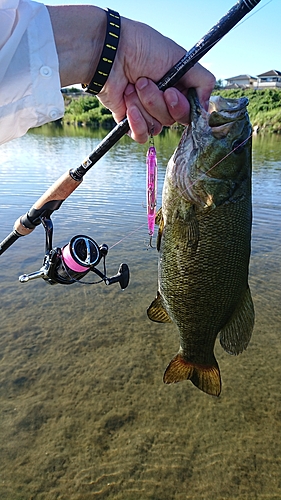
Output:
[0, 0, 64, 145]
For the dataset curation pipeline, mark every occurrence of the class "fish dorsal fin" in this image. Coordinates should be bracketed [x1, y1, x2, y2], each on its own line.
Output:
[163, 352, 221, 397]
[147, 292, 172, 323]
[220, 286, 255, 355]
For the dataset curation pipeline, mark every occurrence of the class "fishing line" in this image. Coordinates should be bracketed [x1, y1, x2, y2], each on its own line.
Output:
[197, 133, 253, 177]
[232, 0, 273, 29]
[174, 132, 253, 207]
[108, 223, 147, 250]
[0, 0, 264, 272]
[174, 0, 272, 69]
[104, 0, 270, 252]
[107, 131, 253, 251]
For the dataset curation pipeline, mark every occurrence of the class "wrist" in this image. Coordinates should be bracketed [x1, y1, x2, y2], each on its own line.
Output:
[83, 9, 121, 95]
[47, 5, 107, 87]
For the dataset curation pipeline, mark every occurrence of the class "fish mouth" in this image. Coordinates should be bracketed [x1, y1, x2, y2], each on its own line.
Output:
[208, 94, 249, 138]
[170, 89, 251, 207]
[188, 88, 249, 139]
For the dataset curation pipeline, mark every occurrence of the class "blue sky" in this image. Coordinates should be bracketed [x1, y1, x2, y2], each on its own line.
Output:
[43, 0, 279, 82]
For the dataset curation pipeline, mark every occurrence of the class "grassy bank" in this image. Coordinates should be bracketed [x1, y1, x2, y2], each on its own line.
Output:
[62, 88, 281, 133]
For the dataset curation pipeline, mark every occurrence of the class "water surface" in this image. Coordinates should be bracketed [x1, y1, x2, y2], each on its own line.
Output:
[0, 127, 280, 500]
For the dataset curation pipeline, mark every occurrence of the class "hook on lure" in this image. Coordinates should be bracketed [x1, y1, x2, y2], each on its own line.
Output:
[146, 132, 157, 248]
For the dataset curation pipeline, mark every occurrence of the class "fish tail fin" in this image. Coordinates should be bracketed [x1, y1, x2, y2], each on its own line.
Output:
[163, 353, 221, 397]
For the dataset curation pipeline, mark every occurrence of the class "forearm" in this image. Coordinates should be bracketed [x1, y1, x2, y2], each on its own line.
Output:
[0, 0, 215, 145]
[46, 5, 107, 87]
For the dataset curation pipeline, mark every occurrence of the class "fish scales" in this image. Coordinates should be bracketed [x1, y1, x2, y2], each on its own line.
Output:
[148, 89, 255, 397]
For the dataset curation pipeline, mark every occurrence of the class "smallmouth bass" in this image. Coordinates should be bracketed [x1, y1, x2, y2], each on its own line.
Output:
[147, 89, 255, 397]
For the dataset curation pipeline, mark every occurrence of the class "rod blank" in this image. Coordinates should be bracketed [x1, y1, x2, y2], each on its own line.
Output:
[71, 0, 262, 180]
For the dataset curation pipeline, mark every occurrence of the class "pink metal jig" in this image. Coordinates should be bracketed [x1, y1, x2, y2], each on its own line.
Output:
[146, 136, 157, 247]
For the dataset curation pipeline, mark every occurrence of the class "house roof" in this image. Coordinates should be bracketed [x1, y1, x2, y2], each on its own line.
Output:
[225, 74, 257, 81]
[224, 83, 245, 89]
[257, 69, 281, 77]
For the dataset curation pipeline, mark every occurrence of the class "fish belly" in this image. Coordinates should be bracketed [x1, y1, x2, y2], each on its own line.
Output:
[157, 189, 254, 396]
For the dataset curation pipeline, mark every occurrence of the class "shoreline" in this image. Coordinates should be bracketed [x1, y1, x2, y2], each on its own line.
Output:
[60, 88, 281, 134]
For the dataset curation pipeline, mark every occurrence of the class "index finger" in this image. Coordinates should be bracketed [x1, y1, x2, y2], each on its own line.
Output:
[176, 63, 216, 110]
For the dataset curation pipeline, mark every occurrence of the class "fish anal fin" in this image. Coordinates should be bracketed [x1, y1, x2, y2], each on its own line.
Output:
[163, 353, 221, 397]
[147, 292, 172, 323]
[220, 286, 255, 355]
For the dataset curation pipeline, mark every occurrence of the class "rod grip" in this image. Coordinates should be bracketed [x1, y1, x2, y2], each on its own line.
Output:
[32, 170, 82, 210]
[0, 171, 82, 254]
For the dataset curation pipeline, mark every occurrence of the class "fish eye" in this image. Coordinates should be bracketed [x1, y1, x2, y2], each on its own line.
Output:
[232, 139, 246, 154]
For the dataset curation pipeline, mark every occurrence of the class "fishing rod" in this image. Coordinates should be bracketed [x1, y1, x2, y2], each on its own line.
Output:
[0, 0, 261, 287]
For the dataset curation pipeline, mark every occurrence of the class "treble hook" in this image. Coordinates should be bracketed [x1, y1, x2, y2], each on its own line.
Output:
[146, 233, 155, 249]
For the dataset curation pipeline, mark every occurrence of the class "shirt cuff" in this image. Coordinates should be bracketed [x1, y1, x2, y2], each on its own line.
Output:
[0, 0, 64, 145]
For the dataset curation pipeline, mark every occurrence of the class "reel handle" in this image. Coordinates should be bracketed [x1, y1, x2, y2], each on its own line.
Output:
[104, 263, 130, 290]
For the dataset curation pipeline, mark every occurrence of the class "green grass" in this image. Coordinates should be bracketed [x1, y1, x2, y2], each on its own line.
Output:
[61, 89, 281, 133]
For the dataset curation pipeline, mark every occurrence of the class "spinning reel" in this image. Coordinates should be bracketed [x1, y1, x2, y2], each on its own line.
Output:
[19, 217, 129, 289]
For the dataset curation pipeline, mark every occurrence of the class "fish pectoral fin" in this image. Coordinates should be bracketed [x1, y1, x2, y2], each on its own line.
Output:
[155, 207, 162, 226]
[163, 353, 221, 397]
[177, 207, 199, 252]
[186, 217, 199, 250]
[147, 292, 172, 323]
[220, 286, 255, 355]
[156, 208, 164, 251]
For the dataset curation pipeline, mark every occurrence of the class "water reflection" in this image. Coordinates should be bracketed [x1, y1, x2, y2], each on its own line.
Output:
[0, 128, 280, 500]
[252, 132, 281, 162]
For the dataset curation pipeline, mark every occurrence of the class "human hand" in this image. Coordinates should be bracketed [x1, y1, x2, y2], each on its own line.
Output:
[97, 17, 216, 143]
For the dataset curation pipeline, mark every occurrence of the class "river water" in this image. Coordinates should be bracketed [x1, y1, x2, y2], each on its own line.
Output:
[0, 126, 280, 500]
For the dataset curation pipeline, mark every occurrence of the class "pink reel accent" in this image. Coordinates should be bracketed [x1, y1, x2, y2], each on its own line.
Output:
[61, 244, 90, 272]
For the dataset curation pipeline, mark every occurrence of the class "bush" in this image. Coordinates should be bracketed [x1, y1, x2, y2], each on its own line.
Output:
[62, 95, 114, 127]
